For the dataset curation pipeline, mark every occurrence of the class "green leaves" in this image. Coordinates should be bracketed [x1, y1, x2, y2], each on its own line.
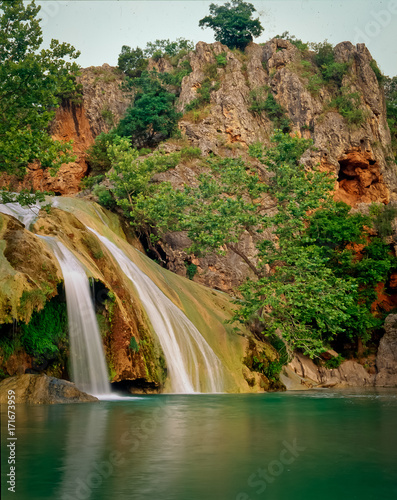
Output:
[0, 0, 80, 176]
[199, 0, 264, 50]
[116, 71, 181, 147]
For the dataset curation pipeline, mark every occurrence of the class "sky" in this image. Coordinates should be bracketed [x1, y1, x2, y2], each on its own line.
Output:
[34, 0, 397, 76]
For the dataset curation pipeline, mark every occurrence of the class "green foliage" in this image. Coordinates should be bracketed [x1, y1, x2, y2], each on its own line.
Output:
[85, 131, 120, 175]
[180, 146, 202, 160]
[185, 74, 220, 112]
[199, 0, 264, 50]
[108, 131, 395, 358]
[311, 41, 348, 87]
[116, 71, 181, 147]
[330, 89, 365, 126]
[0, 0, 80, 177]
[249, 91, 291, 132]
[0, 189, 47, 207]
[369, 59, 384, 84]
[158, 60, 192, 89]
[215, 52, 228, 67]
[306, 74, 325, 95]
[118, 39, 193, 78]
[80, 175, 104, 190]
[371, 203, 397, 238]
[385, 76, 397, 161]
[144, 38, 194, 60]
[129, 336, 140, 353]
[185, 262, 198, 280]
[101, 105, 114, 127]
[117, 45, 148, 78]
[92, 185, 115, 209]
[324, 354, 345, 369]
[20, 295, 68, 363]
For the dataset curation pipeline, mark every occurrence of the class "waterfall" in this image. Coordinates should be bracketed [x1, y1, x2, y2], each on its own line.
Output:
[41, 237, 111, 396]
[0, 202, 110, 396]
[88, 228, 224, 394]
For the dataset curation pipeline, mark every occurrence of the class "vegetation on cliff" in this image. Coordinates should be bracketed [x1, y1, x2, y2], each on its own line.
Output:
[0, 0, 81, 177]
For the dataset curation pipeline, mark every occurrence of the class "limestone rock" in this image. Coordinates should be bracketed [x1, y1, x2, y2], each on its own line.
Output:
[287, 352, 375, 388]
[376, 314, 397, 387]
[0, 374, 98, 404]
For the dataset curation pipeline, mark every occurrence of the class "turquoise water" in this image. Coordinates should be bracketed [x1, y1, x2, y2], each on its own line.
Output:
[1, 390, 397, 500]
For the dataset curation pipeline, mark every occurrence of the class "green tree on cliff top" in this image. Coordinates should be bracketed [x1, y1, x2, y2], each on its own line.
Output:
[199, 0, 264, 50]
[0, 0, 81, 177]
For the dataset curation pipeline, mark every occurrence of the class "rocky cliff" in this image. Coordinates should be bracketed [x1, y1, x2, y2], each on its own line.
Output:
[0, 65, 130, 195]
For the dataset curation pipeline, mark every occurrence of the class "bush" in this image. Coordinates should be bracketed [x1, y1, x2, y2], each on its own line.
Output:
[275, 31, 308, 51]
[215, 52, 228, 67]
[369, 59, 385, 84]
[86, 132, 120, 175]
[249, 91, 291, 132]
[118, 45, 148, 78]
[80, 175, 104, 190]
[116, 71, 181, 147]
[312, 41, 348, 87]
[330, 89, 364, 126]
[324, 354, 344, 369]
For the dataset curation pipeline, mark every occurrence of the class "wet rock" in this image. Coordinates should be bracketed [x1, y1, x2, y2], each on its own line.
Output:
[0, 374, 98, 404]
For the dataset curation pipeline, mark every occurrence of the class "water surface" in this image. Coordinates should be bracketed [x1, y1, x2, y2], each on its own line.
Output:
[1, 390, 397, 500]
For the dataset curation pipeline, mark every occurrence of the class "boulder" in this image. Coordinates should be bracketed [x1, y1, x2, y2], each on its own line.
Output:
[0, 374, 98, 404]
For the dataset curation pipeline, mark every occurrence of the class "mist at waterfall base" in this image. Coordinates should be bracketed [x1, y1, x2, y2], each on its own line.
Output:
[2, 390, 397, 500]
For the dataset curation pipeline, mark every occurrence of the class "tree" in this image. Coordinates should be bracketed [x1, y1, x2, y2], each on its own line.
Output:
[0, 0, 81, 177]
[199, 0, 264, 50]
[116, 71, 181, 147]
[106, 131, 395, 359]
[117, 45, 148, 78]
[385, 76, 397, 160]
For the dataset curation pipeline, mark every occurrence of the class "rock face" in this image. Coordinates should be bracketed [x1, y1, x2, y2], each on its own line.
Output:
[0, 65, 130, 195]
[0, 374, 98, 404]
[151, 39, 397, 292]
[283, 353, 375, 389]
[376, 314, 397, 386]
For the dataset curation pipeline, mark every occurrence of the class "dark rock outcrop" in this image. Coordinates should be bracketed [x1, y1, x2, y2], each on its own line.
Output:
[0, 374, 98, 404]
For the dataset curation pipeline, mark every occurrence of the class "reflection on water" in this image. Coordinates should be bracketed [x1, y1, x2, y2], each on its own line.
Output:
[1, 390, 397, 500]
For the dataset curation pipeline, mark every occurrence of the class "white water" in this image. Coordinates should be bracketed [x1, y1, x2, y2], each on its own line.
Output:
[0, 202, 111, 395]
[0, 202, 41, 229]
[88, 228, 223, 394]
[41, 237, 111, 396]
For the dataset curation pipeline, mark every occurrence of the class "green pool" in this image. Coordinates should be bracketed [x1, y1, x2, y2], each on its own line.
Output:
[1, 389, 397, 500]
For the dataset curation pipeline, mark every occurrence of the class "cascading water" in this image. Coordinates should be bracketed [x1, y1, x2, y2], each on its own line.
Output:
[0, 202, 110, 396]
[39, 237, 111, 396]
[88, 227, 224, 394]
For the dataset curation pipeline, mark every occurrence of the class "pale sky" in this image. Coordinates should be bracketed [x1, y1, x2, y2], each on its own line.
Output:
[34, 0, 397, 76]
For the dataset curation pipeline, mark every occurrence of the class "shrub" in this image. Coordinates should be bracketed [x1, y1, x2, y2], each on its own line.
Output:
[330, 90, 365, 126]
[324, 354, 344, 369]
[369, 59, 385, 84]
[275, 31, 308, 51]
[185, 262, 198, 280]
[80, 175, 104, 190]
[312, 41, 348, 87]
[215, 52, 228, 67]
[116, 71, 181, 147]
[249, 91, 291, 132]
[86, 132, 120, 175]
